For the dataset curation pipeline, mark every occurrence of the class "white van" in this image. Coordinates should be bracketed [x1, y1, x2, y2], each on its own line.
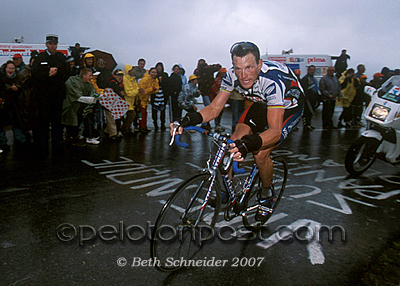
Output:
[0, 42, 71, 66]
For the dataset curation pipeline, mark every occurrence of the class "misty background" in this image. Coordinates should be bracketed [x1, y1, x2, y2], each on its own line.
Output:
[1, 0, 399, 79]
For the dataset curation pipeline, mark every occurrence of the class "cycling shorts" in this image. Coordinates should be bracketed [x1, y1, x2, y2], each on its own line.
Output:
[237, 95, 303, 145]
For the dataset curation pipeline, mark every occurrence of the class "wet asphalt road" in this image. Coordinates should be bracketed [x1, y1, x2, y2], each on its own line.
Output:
[1, 105, 400, 286]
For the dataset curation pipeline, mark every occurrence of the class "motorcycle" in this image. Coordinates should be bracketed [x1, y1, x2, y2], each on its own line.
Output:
[345, 75, 400, 176]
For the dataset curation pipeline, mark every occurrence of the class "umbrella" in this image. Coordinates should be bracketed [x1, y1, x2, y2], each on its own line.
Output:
[84, 49, 117, 71]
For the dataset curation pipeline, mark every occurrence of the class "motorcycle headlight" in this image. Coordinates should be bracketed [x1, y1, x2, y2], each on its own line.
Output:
[369, 103, 390, 121]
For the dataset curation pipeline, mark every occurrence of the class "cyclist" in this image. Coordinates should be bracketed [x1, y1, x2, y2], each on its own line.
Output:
[170, 41, 304, 221]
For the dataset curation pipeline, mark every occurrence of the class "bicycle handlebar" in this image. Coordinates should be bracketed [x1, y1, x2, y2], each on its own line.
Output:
[173, 126, 246, 174]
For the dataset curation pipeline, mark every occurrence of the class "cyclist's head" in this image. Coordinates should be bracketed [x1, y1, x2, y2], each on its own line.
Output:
[230, 41, 260, 63]
[230, 41, 262, 90]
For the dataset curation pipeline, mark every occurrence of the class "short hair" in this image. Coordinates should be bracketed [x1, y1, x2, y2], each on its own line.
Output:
[3, 60, 16, 72]
[308, 65, 316, 70]
[138, 58, 146, 64]
[80, 68, 92, 76]
[230, 41, 260, 62]
[155, 62, 164, 71]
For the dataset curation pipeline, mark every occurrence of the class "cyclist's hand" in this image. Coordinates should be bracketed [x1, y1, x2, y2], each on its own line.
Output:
[229, 134, 263, 161]
[169, 122, 183, 136]
[228, 141, 246, 162]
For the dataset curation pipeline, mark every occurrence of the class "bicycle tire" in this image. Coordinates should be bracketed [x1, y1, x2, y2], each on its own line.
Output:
[242, 156, 288, 231]
[150, 173, 221, 271]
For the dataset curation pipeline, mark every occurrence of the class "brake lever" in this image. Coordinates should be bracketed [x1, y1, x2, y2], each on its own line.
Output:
[223, 152, 235, 171]
[169, 122, 180, 146]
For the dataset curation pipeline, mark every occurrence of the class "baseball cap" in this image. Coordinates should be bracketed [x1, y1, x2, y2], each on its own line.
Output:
[114, 69, 124, 75]
[13, 53, 22, 59]
[189, 74, 198, 81]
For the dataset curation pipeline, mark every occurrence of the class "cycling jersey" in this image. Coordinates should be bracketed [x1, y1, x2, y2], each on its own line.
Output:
[221, 60, 304, 144]
[220, 60, 304, 110]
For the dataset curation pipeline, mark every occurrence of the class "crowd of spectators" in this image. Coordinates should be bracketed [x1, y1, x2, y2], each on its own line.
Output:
[0, 35, 239, 156]
[0, 37, 399, 156]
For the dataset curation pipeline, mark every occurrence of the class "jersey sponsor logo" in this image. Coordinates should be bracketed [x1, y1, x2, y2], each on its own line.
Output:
[284, 98, 298, 109]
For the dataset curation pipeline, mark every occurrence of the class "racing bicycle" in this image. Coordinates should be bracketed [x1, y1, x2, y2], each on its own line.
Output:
[150, 126, 288, 271]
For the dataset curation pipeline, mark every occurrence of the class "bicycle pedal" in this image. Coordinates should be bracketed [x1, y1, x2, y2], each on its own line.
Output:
[259, 205, 274, 214]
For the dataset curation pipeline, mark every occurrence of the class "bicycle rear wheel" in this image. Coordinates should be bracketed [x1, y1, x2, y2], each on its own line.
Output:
[242, 156, 288, 232]
[150, 173, 221, 271]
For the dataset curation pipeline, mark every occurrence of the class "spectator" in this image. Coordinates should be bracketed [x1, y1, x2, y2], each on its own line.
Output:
[138, 68, 159, 133]
[294, 69, 301, 81]
[152, 62, 169, 130]
[0, 72, 4, 153]
[134, 58, 146, 82]
[0, 61, 26, 151]
[355, 64, 366, 79]
[332, 49, 350, 78]
[31, 34, 69, 154]
[209, 67, 227, 132]
[71, 43, 84, 67]
[80, 53, 96, 72]
[351, 74, 367, 127]
[66, 56, 79, 77]
[12, 54, 26, 74]
[381, 67, 391, 82]
[104, 69, 125, 140]
[95, 58, 112, 89]
[169, 64, 183, 121]
[93, 58, 111, 133]
[369, 72, 383, 89]
[178, 74, 200, 113]
[91, 70, 105, 136]
[61, 68, 99, 146]
[178, 64, 187, 87]
[337, 68, 359, 128]
[300, 65, 319, 130]
[195, 59, 221, 130]
[319, 66, 342, 129]
[230, 89, 245, 133]
[122, 64, 139, 135]
[18, 55, 38, 140]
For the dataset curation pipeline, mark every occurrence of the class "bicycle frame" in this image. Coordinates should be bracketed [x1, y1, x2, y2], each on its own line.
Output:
[175, 126, 259, 221]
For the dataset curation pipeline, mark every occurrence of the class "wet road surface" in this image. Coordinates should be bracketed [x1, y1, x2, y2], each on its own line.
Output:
[1, 106, 400, 285]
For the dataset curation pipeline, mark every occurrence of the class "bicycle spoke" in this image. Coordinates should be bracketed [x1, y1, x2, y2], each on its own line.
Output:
[150, 173, 221, 271]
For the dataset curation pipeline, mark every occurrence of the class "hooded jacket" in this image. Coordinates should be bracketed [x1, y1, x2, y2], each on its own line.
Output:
[82, 53, 96, 69]
[123, 64, 139, 110]
[138, 72, 159, 108]
[337, 70, 360, 107]
[62, 74, 95, 126]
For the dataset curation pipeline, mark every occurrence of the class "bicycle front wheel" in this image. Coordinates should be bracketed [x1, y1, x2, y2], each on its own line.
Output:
[150, 173, 221, 271]
[242, 156, 288, 231]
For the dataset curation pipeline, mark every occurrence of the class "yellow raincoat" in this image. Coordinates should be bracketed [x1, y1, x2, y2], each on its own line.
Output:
[123, 65, 139, 110]
[138, 72, 159, 108]
[337, 70, 359, 108]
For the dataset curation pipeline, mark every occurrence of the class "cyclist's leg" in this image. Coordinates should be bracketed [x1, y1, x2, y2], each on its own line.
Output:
[229, 102, 267, 181]
[253, 146, 275, 195]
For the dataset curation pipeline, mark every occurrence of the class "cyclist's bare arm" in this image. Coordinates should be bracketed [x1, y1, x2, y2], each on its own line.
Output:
[229, 108, 284, 161]
[199, 90, 230, 122]
[169, 90, 230, 136]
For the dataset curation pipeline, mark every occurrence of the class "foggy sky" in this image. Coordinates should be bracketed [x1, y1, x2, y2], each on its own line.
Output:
[1, 0, 399, 79]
